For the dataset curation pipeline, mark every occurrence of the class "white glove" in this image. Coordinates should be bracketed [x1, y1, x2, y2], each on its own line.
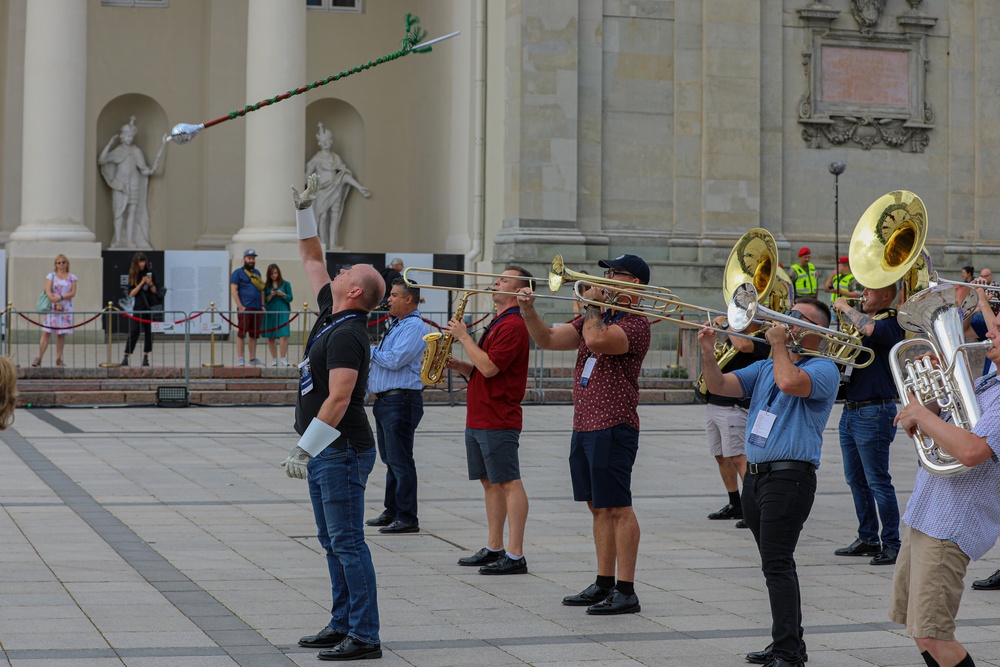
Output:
[282, 446, 311, 479]
[291, 173, 320, 210]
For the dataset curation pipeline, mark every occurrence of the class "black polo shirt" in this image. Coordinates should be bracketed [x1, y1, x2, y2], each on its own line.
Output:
[843, 309, 905, 402]
[293, 284, 375, 451]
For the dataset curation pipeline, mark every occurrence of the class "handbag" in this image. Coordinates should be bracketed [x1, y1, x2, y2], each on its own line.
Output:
[36, 291, 51, 312]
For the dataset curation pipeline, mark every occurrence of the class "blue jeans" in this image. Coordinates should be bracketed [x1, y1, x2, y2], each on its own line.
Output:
[308, 445, 380, 645]
[839, 403, 900, 550]
[374, 393, 423, 525]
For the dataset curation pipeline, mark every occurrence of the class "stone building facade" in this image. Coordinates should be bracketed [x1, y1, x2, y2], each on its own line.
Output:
[0, 0, 995, 315]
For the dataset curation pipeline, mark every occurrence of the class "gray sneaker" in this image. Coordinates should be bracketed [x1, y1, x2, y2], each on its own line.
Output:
[249, 358, 264, 367]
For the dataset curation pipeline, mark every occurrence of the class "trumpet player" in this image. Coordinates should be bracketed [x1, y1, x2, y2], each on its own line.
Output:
[831, 284, 905, 566]
[519, 255, 651, 615]
[699, 296, 839, 667]
[891, 315, 1000, 667]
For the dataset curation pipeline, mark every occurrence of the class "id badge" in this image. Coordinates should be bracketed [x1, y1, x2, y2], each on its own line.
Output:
[748, 410, 776, 448]
[298, 358, 313, 396]
[580, 356, 597, 387]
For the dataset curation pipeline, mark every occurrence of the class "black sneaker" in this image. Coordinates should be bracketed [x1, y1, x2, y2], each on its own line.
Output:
[121, 355, 129, 367]
[458, 547, 505, 566]
[142, 355, 150, 367]
[479, 554, 527, 575]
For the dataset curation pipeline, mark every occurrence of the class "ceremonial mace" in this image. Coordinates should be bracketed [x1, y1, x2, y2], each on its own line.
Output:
[163, 14, 458, 146]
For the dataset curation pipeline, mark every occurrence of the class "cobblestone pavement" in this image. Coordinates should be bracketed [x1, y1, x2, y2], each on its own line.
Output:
[1, 404, 999, 666]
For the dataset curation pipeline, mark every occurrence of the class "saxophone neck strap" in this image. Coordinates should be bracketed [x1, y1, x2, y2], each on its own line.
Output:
[479, 307, 521, 347]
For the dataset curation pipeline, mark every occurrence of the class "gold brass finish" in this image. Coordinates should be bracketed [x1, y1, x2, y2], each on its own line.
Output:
[849, 190, 928, 290]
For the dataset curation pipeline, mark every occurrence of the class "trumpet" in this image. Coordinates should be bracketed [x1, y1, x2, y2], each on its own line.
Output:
[728, 282, 874, 369]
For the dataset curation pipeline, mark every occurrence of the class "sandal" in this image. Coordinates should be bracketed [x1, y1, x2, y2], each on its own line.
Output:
[30, 358, 41, 368]
[55, 359, 65, 367]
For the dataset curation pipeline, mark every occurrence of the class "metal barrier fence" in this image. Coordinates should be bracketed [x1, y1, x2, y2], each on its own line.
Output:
[10, 306, 701, 401]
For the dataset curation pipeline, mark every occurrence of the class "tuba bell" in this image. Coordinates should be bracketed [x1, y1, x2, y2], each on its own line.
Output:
[848, 190, 928, 291]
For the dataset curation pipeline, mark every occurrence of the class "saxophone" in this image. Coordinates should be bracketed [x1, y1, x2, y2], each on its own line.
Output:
[420, 290, 473, 385]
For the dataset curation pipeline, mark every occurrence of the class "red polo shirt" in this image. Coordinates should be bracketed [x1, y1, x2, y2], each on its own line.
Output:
[466, 306, 529, 430]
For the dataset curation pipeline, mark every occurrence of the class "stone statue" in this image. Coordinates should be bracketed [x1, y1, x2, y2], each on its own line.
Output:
[98, 116, 165, 249]
[305, 122, 371, 248]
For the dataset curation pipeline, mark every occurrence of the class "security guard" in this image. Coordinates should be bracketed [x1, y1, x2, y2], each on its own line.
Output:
[824, 256, 859, 304]
[790, 247, 818, 298]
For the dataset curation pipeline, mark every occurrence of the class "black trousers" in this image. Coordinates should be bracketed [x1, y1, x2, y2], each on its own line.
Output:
[742, 467, 817, 663]
[124, 316, 152, 355]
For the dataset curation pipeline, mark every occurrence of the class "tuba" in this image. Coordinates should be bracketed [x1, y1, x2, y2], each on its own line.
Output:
[889, 284, 990, 476]
[420, 291, 473, 385]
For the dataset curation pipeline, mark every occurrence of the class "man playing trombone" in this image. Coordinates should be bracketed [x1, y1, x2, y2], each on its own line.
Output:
[518, 254, 651, 615]
[891, 312, 1000, 667]
[698, 296, 839, 667]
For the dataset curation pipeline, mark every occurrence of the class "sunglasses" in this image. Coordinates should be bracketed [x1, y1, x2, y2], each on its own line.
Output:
[56, 260, 68, 265]
[785, 309, 818, 326]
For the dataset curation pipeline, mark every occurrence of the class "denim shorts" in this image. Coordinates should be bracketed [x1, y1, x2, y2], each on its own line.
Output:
[569, 424, 639, 509]
[465, 428, 521, 484]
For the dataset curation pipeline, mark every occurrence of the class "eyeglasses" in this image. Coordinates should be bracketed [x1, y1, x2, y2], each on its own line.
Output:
[604, 270, 634, 280]
[785, 309, 818, 326]
[56, 260, 68, 265]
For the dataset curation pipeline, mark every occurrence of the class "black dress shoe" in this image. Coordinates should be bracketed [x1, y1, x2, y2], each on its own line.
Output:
[479, 554, 527, 575]
[458, 547, 504, 566]
[562, 583, 613, 606]
[735, 519, 748, 529]
[298, 626, 347, 648]
[708, 503, 743, 520]
[379, 519, 419, 534]
[973, 568, 1000, 590]
[745, 641, 808, 664]
[834, 538, 881, 557]
[365, 512, 394, 527]
[317, 636, 382, 661]
[764, 659, 804, 667]
[870, 547, 898, 565]
[586, 589, 640, 615]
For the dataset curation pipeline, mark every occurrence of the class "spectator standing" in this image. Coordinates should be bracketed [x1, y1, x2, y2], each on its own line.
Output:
[230, 249, 265, 366]
[121, 252, 162, 367]
[263, 263, 293, 367]
[33, 254, 77, 368]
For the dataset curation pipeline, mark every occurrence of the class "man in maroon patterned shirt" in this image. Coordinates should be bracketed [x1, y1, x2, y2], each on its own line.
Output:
[519, 254, 651, 615]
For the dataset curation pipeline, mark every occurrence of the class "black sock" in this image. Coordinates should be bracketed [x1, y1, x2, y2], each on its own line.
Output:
[728, 490, 741, 507]
[615, 580, 635, 596]
[955, 653, 975, 667]
[595, 575, 615, 590]
[920, 651, 939, 667]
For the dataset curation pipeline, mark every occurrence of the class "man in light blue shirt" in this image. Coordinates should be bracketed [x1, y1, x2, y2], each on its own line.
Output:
[365, 278, 428, 534]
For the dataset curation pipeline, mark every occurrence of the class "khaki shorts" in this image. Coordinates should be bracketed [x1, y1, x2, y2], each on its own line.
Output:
[705, 402, 748, 458]
[889, 525, 970, 641]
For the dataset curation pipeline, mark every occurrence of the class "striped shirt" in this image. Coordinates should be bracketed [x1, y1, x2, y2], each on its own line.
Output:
[902, 372, 1000, 560]
[367, 310, 428, 394]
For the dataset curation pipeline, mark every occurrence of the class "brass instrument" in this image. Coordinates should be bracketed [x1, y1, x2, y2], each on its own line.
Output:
[420, 290, 473, 385]
[548, 255, 679, 314]
[889, 284, 991, 476]
[849, 190, 928, 291]
[728, 282, 875, 369]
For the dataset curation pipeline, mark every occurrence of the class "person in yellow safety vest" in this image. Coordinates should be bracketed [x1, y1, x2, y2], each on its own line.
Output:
[790, 247, 818, 297]
[824, 256, 860, 304]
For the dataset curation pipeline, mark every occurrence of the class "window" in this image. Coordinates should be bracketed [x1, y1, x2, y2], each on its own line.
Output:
[307, 0, 363, 13]
[102, 0, 167, 6]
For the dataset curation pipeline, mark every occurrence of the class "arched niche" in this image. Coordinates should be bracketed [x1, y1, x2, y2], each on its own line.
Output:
[305, 99, 366, 249]
[95, 95, 168, 249]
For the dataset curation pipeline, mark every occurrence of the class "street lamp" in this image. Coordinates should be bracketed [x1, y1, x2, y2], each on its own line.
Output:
[829, 161, 847, 292]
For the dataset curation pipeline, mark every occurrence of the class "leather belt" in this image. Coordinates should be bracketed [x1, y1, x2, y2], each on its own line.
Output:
[844, 399, 894, 410]
[747, 460, 815, 475]
[374, 388, 423, 400]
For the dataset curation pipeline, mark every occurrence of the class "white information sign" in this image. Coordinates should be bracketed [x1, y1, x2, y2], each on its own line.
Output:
[160, 251, 230, 334]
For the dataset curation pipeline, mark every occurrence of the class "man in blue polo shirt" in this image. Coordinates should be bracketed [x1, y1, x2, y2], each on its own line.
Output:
[699, 296, 839, 667]
[230, 249, 265, 366]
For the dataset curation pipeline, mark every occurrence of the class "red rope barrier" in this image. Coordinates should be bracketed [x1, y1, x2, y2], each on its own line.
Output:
[217, 312, 300, 335]
[367, 314, 390, 327]
[421, 311, 491, 331]
[16, 311, 104, 331]
[117, 310, 207, 325]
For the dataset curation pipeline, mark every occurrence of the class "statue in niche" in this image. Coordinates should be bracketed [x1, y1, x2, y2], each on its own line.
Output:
[98, 116, 165, 249]
[851, 0, 887, 34]
[305, 122, 371, 248]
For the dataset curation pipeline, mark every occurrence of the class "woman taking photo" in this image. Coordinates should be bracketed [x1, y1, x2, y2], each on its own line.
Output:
[33, 254, 77, 367]
[122, 252, 161, 367]
[263, 263, 293, 366]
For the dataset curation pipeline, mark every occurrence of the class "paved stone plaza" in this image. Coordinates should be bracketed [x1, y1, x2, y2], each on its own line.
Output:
[1, 403, 999, 667]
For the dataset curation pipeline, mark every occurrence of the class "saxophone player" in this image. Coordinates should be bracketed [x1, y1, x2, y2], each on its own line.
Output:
[365, 278, 429, 534]
[444, 267, 533, 575]
[891, 310, 1000, 667]
[831, 284, 906, 566]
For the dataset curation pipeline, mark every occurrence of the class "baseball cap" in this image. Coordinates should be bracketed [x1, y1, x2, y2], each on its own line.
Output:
[838, 256, 850, 264]
[598, 254, 650, 285]
[798, 247, 811, 257]
[243, 249, 257, 257]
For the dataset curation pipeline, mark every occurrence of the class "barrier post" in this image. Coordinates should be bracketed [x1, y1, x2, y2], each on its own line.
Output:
[301, 301, 310, 352]
[98, 302, 120, 368]
[202, 302, 223, 368]
[4, 302, 11, 358]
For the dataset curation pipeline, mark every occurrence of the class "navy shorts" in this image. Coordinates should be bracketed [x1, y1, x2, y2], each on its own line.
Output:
[465, 428, 521, 484]
[569, 424, 639, 509]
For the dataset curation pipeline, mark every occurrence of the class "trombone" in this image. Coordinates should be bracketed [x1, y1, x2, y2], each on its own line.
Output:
[727, 282, 874, 368]
[400, 266, 579, 304]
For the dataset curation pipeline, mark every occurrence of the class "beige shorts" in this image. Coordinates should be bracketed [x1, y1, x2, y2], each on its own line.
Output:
[889, 525, 970, 641]
[705, 402, 748, 458]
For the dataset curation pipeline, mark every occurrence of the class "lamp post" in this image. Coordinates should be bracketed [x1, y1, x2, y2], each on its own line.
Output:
[829, 161, 847, 291]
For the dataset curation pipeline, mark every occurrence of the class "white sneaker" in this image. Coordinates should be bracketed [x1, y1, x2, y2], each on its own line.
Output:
[279, 358, 290, 367]
[249, 358, 264, 367]
[236, 357, 245, 366]
[271, 359, 278, 367]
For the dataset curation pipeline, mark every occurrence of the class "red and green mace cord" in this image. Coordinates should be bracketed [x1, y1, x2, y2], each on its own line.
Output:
[165, 14, 457, 145]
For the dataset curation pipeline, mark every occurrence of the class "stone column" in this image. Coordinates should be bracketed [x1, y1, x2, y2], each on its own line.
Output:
[231, 0, 305, 247]
[8, 0, 102, 313]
